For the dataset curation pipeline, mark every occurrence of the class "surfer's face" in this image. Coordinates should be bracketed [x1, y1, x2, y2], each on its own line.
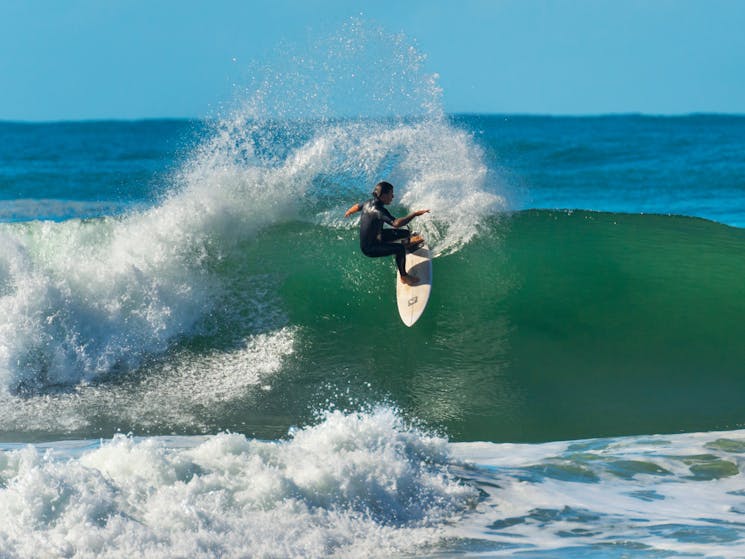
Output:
[380, 189, 394, 204]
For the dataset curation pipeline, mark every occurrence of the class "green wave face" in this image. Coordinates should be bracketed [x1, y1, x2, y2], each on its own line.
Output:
[2, 209, 743, 444]
[230, 210, 745, 443]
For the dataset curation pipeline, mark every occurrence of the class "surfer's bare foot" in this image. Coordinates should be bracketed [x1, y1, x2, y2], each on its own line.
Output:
[405, 235, 425, 252]
[400, 274, 420, 285]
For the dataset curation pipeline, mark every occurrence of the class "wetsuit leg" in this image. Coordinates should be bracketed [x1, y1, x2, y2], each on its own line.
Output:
[362, 243, 408, 277]
[381, 229, 410, 275]
[380, 229, 410, 243]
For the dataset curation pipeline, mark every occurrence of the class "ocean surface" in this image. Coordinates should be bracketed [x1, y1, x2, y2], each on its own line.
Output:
[2, 28, 745, 557]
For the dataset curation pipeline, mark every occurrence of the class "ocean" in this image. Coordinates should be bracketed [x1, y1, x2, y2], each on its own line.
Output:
[2, 30, 745, 558]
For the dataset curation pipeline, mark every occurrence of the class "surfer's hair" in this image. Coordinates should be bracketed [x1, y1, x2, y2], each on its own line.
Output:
[372, 181, 394, 199]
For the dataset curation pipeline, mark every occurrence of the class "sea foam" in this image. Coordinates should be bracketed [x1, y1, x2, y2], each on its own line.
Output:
[0, 407, 477, 558]
[452, 429, 745, 557]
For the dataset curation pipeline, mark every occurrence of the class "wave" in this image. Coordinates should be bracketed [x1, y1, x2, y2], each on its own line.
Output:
[227, 209, 745, 442]
[2, 209, 744, 443]
[0, 118, 503, 393]
[0, 24, 506, 395]
[0, 407, 477, 558]
[4, 19, 743, 447]
[3, 406, 745, 558]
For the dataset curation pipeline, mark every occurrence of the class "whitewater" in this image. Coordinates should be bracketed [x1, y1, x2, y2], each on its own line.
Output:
[2, 20, 745, 558]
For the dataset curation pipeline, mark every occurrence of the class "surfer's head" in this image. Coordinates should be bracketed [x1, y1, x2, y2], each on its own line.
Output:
[372, 181, 394, 204]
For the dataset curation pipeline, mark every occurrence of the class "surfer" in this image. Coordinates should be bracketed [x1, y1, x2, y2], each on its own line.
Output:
[344, 181, 430, 286]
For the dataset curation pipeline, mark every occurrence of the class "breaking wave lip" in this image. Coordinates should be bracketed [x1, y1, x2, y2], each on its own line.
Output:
[0, 120, 506, 393]
[0, 19, 509, 393]
[306, 118, 509, 257]
[0, 406, 479, 558]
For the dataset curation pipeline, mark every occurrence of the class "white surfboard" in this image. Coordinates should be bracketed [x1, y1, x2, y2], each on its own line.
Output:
[396, 244, 432, 327]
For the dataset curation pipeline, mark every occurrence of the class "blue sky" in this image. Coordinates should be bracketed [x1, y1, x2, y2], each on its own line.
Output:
[1, 0, 744, 120]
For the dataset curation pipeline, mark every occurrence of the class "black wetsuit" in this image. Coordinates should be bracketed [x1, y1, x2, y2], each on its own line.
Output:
[358, 198, 410, 276]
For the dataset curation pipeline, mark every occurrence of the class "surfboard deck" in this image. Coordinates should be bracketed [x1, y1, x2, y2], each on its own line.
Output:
[396, 243, 432, 327]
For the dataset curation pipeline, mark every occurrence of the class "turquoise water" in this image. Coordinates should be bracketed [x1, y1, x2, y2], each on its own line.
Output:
[2, 117, 744, 445]
[2, 114, 745, 557]
[2, 25, 745, 557]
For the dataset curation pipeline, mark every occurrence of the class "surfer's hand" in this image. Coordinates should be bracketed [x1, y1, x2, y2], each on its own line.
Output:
[415, 209, 430, 217]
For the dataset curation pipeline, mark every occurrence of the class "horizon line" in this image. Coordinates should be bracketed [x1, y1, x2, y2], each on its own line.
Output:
[1, 111, 744, 125]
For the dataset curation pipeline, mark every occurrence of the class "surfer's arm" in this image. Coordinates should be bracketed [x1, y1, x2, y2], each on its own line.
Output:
[344, 203, 361, 217]
[392, 209, 430, 228]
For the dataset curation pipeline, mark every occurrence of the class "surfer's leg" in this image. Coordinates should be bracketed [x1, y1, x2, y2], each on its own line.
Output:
[385, 244, 419, 283]
[381, 228, 423, 253]
[362, 243, 412, 279]
[393, 247, 407, 277]
[381, 229, 410, 243]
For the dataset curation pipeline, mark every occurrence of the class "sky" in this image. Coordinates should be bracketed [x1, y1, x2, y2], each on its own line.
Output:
[1, 0, 744, 121]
